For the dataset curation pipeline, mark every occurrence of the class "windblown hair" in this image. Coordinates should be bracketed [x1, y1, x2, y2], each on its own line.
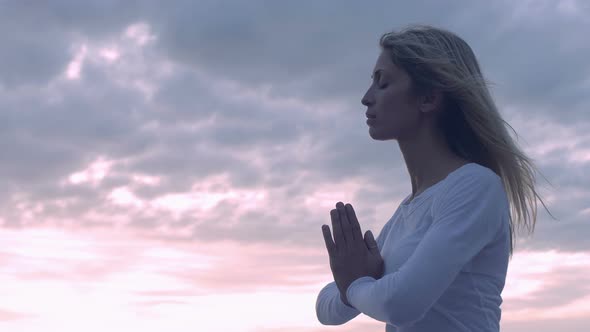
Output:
[379, 24, 557, 260]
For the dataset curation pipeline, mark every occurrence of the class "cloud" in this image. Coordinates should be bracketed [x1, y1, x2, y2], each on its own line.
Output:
[0, 308, 36, 321]
[0, 0, 588, 250]
[0, 1, 589, 330]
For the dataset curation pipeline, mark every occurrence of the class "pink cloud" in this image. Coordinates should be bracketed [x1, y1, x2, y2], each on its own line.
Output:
[0, 226, 588, 331]
[0, 308, 36, 321]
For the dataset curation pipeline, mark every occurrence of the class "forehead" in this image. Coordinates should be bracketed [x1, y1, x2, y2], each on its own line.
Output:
[372, 51, 400, 76]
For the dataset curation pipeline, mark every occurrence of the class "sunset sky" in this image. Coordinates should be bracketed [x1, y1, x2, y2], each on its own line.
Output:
[1, 1, 589, 331]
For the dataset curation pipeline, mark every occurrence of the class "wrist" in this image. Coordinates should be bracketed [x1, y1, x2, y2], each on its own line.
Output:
[340, 292, 353, 307]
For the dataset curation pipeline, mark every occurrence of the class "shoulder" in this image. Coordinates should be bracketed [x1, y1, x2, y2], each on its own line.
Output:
[434, 163, 505, 211]
[450, 163, 501, 189]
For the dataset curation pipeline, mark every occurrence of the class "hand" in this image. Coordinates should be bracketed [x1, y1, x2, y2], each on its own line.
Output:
[322, 202, 384, 307]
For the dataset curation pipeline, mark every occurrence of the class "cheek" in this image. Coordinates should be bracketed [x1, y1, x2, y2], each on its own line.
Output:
[379, 90, 407, 113]
[377, 89, 395, 106]
[388, 86, 417, 111]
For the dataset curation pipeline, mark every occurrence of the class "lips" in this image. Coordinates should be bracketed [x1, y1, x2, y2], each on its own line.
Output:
[366, 113, 377, 118]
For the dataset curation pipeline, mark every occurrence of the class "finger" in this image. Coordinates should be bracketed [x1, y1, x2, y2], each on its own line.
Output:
[364, 230, 380, 255]
[330, 208, 344, 249]
[336, 202, 353, 247]
[322, 225, 335, 256]
[345, 203, 364, 246]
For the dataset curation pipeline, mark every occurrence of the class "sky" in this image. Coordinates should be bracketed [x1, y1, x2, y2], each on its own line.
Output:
[0, 0, 589, 331]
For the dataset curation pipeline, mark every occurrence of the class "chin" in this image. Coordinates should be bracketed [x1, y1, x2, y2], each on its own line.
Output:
[369, 128, 397, 141]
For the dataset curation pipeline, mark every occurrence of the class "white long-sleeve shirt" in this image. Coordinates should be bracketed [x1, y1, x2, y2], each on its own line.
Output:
[316, 163, 511, 331]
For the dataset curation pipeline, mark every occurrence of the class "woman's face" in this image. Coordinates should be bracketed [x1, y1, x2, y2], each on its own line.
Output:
[361, 51, 422, 141]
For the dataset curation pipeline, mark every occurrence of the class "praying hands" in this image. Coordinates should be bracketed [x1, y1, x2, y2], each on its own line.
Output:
[322, 202, 385, 307]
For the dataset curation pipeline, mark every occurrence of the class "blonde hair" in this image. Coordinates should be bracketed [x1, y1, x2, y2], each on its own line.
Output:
[379, 24, 557, 260]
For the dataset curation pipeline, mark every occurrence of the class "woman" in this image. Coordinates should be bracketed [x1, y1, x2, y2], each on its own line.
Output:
[316, 24, 555, 332]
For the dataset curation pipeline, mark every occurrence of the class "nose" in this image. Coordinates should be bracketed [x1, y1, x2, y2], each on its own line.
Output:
[361, 91, 372, 107]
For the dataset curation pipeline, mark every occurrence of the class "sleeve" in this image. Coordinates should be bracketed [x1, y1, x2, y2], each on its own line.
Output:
[315, 218, 394, 325]
[345, 171, 506, 327]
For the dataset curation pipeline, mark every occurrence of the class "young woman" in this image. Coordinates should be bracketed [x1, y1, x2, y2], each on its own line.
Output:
[316, 24, 555, 332]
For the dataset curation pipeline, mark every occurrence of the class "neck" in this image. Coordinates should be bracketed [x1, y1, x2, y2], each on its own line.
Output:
[398, 127, 467, 197]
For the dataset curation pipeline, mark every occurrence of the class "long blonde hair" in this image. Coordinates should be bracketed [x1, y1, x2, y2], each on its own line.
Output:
[379, 24, 558, 260]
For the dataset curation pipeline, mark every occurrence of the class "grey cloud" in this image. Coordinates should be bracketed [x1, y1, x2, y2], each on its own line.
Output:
[0, 0, 146, 88]
[149, 0, 472, 102]
[0, 25, 68, 88]
[0, 63, 148, 185]
[0, 1, 588, 256]
[1, 3, 589, 331]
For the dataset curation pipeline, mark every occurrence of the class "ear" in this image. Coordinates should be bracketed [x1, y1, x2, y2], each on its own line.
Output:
[419, 89, 444, 114]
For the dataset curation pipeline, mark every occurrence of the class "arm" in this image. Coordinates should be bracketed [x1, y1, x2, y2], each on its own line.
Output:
[315, 281, 361, 325]
[345, 171, 506, 327]
[316, 217, 394, 325]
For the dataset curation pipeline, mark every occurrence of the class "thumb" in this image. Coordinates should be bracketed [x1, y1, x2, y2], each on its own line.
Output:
[364, 230, 379, 254]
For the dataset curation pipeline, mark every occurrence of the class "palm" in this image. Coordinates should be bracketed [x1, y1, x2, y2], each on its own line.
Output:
[322, 202, 385, 306]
